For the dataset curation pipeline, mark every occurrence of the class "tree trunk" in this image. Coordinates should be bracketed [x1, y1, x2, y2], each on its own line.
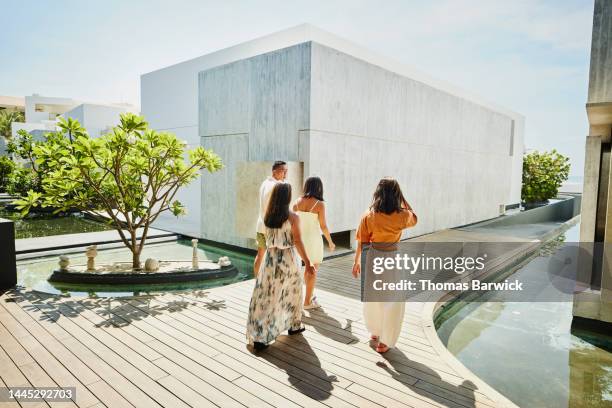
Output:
[130, 230, 141, 270]
[132, 250, 141, 270]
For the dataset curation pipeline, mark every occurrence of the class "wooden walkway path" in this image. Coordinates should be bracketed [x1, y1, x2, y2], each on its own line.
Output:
[0, 246, 521, 408]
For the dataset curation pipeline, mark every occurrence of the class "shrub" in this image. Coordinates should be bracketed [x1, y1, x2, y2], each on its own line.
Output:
[0, 155, 15, 192]
[521, 149, 570, 204]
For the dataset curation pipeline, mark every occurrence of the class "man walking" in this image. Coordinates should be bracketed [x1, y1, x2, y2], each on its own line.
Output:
[253, 161, 288, 276]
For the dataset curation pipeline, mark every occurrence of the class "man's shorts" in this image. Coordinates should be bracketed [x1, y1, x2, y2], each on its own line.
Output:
[256, 232, 266, 249]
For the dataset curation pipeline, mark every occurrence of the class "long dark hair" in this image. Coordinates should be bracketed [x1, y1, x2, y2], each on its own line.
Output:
[302, 176, 324, 201]
[264, 183, 292, 228]
[370, 178, 407, 214]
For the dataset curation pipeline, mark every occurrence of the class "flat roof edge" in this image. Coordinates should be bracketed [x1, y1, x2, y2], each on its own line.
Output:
[142, 24, 523, 120]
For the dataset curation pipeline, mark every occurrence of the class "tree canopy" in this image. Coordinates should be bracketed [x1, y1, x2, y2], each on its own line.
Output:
[14, 113, 223, 269]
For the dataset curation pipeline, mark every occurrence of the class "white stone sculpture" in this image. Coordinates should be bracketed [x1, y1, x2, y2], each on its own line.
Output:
[192, 239, 199, 269]
[218, 256, 232, 267]
[85, 245, 97, 271]
[58, 255, 70, 271]
[144, 258, 159, 272]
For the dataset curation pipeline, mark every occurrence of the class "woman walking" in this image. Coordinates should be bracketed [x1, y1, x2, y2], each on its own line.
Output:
[352, 178, 417, 353]
[293, 177, 335, 310]
[246, 183, 316, 350]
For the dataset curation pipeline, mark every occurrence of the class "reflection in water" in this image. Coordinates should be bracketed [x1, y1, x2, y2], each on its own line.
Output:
[437, 224, 612, 407]
[17, 239, 254, 297]
[569, 329, 612, 407]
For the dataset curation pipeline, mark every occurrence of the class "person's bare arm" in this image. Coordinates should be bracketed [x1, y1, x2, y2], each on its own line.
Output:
[317, 202, 335, 251]
[292, 197, 301, 212]
[352, 239, 361, 278]
[401, 198, 418, 227]
[353, 215, 368, 278]
[290, 212, 316, 274]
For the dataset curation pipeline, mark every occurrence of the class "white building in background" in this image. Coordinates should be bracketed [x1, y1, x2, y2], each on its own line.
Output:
[62, 103, 137, 137]
[142, 24, 524, 248]
[11, 94, 137, 140]
[12, 95, 80, 138]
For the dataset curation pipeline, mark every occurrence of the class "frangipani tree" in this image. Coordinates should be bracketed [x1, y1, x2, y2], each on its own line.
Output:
[15, 113, 223, 269]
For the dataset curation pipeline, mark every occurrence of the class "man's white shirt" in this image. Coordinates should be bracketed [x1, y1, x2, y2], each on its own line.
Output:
[256, 177, 283, 234]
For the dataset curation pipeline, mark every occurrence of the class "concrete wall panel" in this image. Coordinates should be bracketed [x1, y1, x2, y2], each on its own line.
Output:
[589, 0, 612, 104]
[307, 43, 515, 237]
[200, 43, 310, 163]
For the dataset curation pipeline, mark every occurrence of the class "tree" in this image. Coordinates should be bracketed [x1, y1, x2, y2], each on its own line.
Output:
[0, 110, 25, 139]
[14, 113, 223, 269]
[521, 149, 570, 204]
[6, 130, 47, 196]
[0, 156, 15, 192]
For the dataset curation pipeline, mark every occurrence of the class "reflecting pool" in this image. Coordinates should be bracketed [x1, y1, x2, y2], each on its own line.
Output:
[17, 239, 254, 297]
[436, 224, 612, 407]
[0, 208, 111, 239]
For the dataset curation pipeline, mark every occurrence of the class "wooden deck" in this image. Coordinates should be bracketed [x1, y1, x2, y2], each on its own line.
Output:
[0, 245, 522, 408]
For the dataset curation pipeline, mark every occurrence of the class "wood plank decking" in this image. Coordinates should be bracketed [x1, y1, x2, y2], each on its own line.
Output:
[0, 248, 519, 408]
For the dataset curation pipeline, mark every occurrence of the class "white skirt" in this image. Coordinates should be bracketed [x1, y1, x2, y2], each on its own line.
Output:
[363, 301, 405, 348]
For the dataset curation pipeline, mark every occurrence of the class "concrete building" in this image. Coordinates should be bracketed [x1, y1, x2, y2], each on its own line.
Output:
[11, 95, 81, 139]
[62, 103, 137, 138]
[11, 95, 137, 140]
[142, 24, 524, 248]
[575, 0, 612, 326]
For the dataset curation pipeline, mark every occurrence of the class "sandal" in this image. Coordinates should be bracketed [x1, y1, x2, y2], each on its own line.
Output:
[376, 343, 390, 353]
[288, 326, 306, 335]
[304, 296, 321, 310]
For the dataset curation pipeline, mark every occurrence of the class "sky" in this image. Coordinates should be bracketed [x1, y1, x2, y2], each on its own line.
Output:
[0, 0, 594, 177]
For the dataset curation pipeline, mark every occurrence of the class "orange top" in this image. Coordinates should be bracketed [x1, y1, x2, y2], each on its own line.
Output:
[356, 209, 418, 243]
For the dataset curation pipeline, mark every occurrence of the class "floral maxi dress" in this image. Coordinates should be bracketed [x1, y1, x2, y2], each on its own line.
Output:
[246, 220, 303, 344]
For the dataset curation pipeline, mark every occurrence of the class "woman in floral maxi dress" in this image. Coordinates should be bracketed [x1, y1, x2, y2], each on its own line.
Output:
[246, 183, 316, 350]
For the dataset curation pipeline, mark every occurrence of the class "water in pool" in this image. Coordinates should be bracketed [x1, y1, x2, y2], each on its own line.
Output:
[17, 239, 254, 297]
[0, 208, 111, 238]
[436, 223, 612, 408]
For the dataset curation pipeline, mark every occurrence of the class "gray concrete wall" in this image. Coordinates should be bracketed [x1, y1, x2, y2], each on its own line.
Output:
[199, 43, 311, 247]
[588, 0, 612, 104]
[195, 41, 523, 248]
[143, 25, 524, 246]
[308, 42, 519, 238]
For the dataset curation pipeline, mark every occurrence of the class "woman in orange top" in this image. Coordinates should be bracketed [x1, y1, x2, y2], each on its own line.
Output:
[352, 178, 417, 353]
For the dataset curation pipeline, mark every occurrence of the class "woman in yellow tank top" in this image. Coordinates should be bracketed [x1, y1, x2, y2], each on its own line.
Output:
[293, 177, 336, 309]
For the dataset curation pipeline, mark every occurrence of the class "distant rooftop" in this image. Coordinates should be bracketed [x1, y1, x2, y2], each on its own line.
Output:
[0, 95, 25, 111]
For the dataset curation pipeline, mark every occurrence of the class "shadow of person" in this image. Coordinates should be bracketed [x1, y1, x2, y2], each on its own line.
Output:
[303, 307, 360, 344]
[377, 348, 477, 408]
[252, 334, 338, 401]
